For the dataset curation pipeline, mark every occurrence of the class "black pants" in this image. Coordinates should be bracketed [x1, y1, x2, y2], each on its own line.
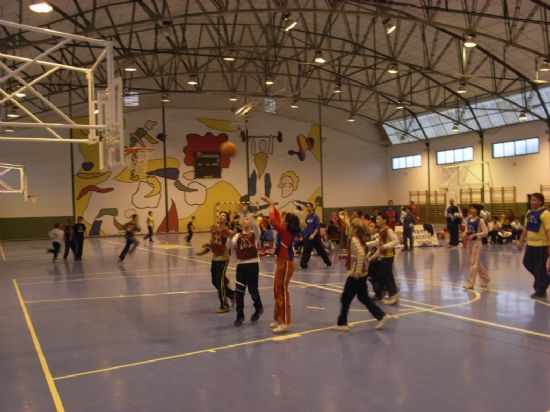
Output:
[403, 229, 414, 250]
[448, 222, 460, 246]
[63, 239, 75, 259]
[523, 245, 550, 296]
[488, 230, 500, 243]
[338, 276, 385, 325]
[367, 260, 384, 298]
[378, 257, 398, 296]
[186, 230, 193, 242]
[300, 235, 331, 268]
[119, 236, 138, 261]
[75, 235, 84, 260]
[211, 260, 235, 307]
[144, 226, 154, 241]
[48, 241, 61, 261]
[235, 262, 262, 319]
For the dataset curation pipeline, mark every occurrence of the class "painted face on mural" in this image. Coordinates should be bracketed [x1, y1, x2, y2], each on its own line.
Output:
[280, 175, 294, 198]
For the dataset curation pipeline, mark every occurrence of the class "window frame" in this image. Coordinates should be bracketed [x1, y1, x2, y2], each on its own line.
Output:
[391, 154, 422, 170]
[435, 146, 474, 165]
[492, 137, 540, 159]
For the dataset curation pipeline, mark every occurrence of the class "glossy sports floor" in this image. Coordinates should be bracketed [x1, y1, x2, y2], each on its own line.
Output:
[1, 234, 549, 412]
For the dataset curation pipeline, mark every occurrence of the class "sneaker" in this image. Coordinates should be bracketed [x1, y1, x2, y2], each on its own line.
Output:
[462, 284, 474, 290]
[480, 282, 490, 288]
[250, 307, 263, 322]
[383, 292, 400, 305]
[530, 292, 547, 299]
[375, 314, 391, 330]
[234, 318, 244, 327]
[118, 257, 124, 263]
[216, 306, 230, 313]
[270, 321, 280, 329]
[272, 324, 291, 334]
[331, 324, 350, 331]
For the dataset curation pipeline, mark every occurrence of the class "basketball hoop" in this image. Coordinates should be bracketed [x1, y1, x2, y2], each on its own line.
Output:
[27, 194, 38, 205]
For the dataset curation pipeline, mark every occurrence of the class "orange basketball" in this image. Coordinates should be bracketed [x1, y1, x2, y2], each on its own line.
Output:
[220, 141, 237, 157]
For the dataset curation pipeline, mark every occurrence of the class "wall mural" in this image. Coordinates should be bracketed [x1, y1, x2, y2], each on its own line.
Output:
[72, 110, 323, 236]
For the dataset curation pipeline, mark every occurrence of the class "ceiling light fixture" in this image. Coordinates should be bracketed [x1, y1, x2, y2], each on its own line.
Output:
[161, 93, 170, 103]
[284, 20, 297, 32]
[457, 82, 467, 94]
[15, 89, 26, 98]
[464, 34, 477, 48]
[333, 83, 342, 94]
[384, 19, 396, 34]
[518, 110, 527, 122]
[290, 99, 299, 109]
[314, 51, 326, 64]
[265, 76, 275, 86]
[5, 126, 15, 133]
[539, 58, 550, 72]
[387, 63, 399, 74]
[7, 108, 19, 118]
[396, 100, 404, 110]
[223, 51, 235, 62]
[29, 2, 52, 13]
[347, 113, 355, 122]
[229, 95, 238, 102]
[452, 122, 460, 133]
[187, 75, 198, 85]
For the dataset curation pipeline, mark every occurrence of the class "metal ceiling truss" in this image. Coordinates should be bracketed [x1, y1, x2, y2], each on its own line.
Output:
[2, 0, 550, 145]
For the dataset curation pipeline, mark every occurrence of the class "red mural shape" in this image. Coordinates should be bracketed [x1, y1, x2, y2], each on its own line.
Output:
[157, 199, 179, 233]
[183, 132, 232, 168]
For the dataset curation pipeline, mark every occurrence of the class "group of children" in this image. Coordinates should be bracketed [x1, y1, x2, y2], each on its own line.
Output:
[46, 216, 86, 262]
[197, 201, 399, 334]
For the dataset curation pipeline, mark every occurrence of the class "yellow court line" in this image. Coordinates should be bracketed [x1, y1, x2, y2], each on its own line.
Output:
[19, 272, 212, 287]
[395, 274, 550, 309]
[13, 279, 65, 412]
[24, 285, 278, 304]
[51, 285, 481, 381]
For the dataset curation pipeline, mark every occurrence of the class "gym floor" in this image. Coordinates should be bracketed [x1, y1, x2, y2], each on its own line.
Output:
[1, 234, 549, 412]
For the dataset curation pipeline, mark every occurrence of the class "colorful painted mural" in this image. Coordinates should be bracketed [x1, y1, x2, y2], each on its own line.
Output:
[72, 110, 323, 236]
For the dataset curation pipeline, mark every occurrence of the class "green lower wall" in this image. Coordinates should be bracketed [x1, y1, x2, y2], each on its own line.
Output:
[0, 216, 72, 240]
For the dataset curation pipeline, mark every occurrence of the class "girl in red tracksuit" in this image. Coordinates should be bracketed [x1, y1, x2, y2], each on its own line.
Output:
[264, 197, 302, 334]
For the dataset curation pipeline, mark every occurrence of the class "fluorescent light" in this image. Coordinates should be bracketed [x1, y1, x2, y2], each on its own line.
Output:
[290, 100, 299, 109]
[265, 77, 274, 86]
[464, 34, 477, 48]
[452, 123, 459, 133]
[29, 2, 52, 13]
[284, 20, 297, 32]
[229, 95, 238, 101]
[347, 113, 355, 122]
[314, 51, 326, 64]
[518, 111, 527, 122]
[385, 22, 396, 34]
[387, 63, 398, 74]
[539, 59, 550, 72]
[187, 75, 198, 85]
[7, 108, 19, 118]
[124, 67, 137, 72]
[15, 89, 26, 98]
[93, 108, 99, 114]
[457, 82, 467, 94]
[161, 93, 170, 103]
[396, 100, 404, 109]
[333, 84, 342, 94]
[5, 126, 15, 132]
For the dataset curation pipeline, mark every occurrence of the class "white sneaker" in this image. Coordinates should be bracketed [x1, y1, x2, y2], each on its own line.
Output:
[383, 292, 400, 305]
[375, 314, 391, 330]
[331, 324, 350, 331]
[272, 324, 291, 334]
[270, 321, 280, 329]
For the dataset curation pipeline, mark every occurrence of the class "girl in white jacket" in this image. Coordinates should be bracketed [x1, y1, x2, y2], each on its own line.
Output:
[332, 223, 391, 331]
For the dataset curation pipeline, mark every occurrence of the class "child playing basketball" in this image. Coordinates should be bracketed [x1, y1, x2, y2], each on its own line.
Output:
[463, 204, 490, 290]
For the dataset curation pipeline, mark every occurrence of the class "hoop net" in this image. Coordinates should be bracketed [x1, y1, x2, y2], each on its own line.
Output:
[124, 148, 151, 181]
